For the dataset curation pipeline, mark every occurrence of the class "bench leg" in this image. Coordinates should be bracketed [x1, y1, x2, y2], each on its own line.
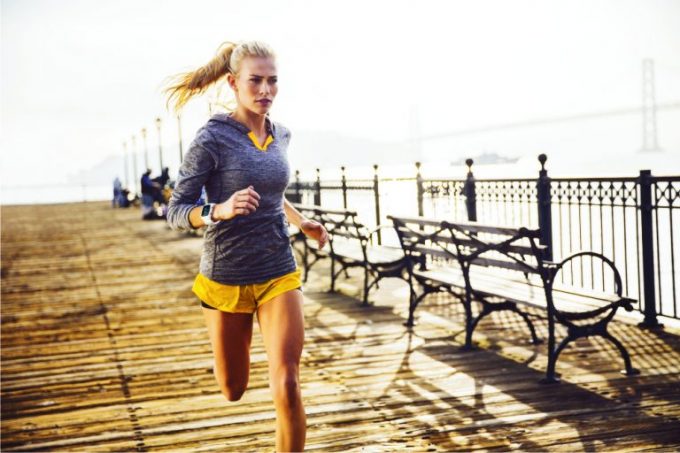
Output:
[508, 304, 542, 345]
[462, 296, 474, 351]
[363, 269, 389, 306]
[405, 294, 419, 327]
[468, 300, 542, 347]
[362, 266, 369, 306]
[601, 330, 640, 376]
[405, 291, 430, 328]
[463, 317, 478, 351]
[300, 245, 326, 285]
[541, 336, 569, 384]
[330, 256, 336, 292]
[464, 302, 491, 350]
[404, 285, 418, 327]
[362, 273, 379, 306]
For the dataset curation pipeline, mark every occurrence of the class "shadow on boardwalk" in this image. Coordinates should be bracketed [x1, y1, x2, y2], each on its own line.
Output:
[1, 202, 679, 452]
[304, 290, 680, 451]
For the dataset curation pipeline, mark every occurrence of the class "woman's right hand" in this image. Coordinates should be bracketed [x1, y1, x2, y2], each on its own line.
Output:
[213, 186, 260, 221]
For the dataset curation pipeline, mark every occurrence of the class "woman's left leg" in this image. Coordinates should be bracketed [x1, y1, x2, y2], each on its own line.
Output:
[257, 289, 306, 452]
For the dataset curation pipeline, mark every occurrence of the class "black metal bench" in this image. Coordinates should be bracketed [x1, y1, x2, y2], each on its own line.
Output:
[389, 215, 639, 383]
[292, 204, 407, 305]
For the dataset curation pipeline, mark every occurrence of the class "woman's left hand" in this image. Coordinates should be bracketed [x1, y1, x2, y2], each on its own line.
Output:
[300, 219, 328, 249]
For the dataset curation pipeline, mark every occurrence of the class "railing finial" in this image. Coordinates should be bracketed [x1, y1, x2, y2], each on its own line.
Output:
[463, 159, 477, 221]
[536, 153, 552, 260]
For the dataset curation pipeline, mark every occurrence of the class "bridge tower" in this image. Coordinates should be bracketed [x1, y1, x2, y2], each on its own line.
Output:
[641, 58, 661, 152]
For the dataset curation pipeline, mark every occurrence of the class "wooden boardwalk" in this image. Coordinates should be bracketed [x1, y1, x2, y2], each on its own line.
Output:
[2, 201, 680, 452]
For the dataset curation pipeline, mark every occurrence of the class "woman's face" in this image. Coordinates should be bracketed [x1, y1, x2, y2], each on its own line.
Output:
[229, 56, 278, 116]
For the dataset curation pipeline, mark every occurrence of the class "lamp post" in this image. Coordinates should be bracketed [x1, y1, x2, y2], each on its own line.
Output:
[141, 127, 149, 170]
[122, 141, 129, 189]
[131, 134, 139, 196]
[155, 117, 164, 172]
[177, 113, 184, 164]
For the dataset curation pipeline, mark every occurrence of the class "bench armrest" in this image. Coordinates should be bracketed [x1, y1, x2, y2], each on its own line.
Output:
[550, 251, 624, 297]
[366, 225, 395, 245]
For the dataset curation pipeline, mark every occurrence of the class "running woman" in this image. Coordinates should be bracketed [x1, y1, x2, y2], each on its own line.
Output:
[165, 40, 328, 452]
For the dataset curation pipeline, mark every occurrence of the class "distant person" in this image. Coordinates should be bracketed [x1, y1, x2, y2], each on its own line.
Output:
[141, 169, 160, 219]
[112, 177, 123, 208]
[159, 166, 170, 186]
[153, 167, 171, 204]
[141, 169, 154, 194]
[164, 40, 328, 452]
[119, 188, 131, 208]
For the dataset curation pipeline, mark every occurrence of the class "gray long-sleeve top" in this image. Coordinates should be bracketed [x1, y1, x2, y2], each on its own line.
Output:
[167, 113, 297, 285]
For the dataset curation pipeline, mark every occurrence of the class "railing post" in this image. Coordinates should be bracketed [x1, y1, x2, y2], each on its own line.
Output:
[341, 166, 348, 209]
[314, 168, 321, 206]
[294, 170, 301, 203]
[537, 154, 553, 261]
[373, 164, 382, 245]
[416, 162, 424, 217]
[639, 169, 661, 328]
[463, 158, 477, 221]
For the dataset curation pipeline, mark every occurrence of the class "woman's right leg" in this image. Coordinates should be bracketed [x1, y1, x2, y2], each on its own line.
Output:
[202, 307, 254, 401]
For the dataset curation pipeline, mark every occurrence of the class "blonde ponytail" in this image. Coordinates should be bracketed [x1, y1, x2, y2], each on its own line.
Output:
[164, 40, 276, 112]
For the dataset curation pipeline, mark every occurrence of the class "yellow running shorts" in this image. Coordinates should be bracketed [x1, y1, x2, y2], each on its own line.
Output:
[192, 268, 302, 314]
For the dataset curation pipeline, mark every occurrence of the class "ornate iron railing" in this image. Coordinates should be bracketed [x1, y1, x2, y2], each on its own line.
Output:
[285, 155, 679, 324]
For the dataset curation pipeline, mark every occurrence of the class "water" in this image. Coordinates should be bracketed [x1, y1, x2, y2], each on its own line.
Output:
[1, 184, 113, 206]
[294, 149, 680, 183]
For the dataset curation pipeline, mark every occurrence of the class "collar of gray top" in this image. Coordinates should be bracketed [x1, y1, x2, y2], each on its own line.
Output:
[209, 113, 274, 136]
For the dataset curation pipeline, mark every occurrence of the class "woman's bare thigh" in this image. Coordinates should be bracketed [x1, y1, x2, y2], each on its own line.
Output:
[202, 307, 254, 391]
[256, 289, 305, 370]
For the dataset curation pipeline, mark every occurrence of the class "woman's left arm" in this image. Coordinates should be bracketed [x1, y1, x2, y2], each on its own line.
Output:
[283, 197, 328, 249]
[283, 197, 306, 228]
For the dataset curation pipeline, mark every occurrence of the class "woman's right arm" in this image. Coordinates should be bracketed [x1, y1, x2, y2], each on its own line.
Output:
[166, 135, 218, 231]
[167, 132, 262, 230]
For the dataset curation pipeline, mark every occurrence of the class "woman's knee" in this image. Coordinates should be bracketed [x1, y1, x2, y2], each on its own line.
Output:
[271, 366, 301, 408]
[214, 369, 248, 402]
[219, 383, 247, 402]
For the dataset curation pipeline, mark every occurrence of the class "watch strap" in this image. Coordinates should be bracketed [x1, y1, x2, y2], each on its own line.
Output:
[201, 204, 221, 225]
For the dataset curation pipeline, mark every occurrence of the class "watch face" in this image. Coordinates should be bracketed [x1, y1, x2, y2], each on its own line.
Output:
[201, 204, 212, 217]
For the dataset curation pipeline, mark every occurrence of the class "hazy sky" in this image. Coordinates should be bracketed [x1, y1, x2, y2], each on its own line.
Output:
[2, 0, 680, 191]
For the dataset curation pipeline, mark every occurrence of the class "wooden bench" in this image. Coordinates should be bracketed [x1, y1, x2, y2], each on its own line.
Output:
[388, 215, 639, 383]
[292, 204, 407, 305]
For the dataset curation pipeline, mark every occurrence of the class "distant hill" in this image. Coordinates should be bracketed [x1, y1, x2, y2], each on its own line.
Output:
[287, 130, 419, 171]
[450, 152, 519, 166]
[67, 155, 124, 186]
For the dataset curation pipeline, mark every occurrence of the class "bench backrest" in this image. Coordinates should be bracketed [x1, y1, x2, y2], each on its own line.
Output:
[388, 215, 548, 276]
[292, 204, 369, 254]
